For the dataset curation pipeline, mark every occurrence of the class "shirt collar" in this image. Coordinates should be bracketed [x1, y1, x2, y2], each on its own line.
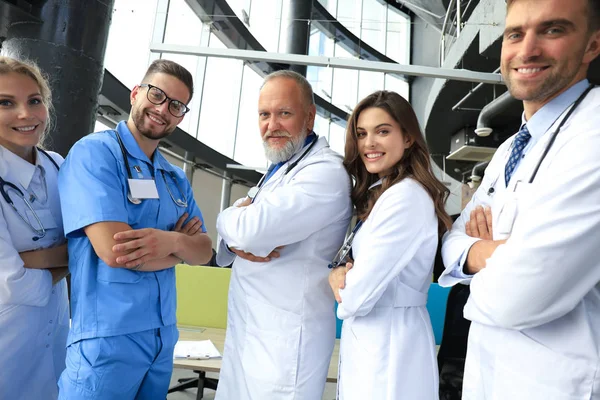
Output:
[0, 145, 44, 188]
[116, 121, 169, 171]
[523, 79, 590, 140]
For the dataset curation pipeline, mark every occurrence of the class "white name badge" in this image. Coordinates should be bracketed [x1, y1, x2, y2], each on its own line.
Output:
[128, 179, 159, 199]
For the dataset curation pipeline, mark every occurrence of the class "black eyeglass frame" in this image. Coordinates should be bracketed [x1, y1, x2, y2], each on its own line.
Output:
[139, 83, 190, 117]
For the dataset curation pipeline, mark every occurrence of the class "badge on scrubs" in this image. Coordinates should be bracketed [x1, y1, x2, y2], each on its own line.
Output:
[128, 179, 159, 199]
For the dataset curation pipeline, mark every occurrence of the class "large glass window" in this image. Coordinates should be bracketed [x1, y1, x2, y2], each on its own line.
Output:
[386, 6, 411, 64]
[361, 0, 386, 55]
[248, 0, 283, 52]
[336, 0, 363, 38]
[104, 0, 159, 89]
[320, 0, 338, 17]
[313, 114, 331, 141]
[329, 121, 346, 156]
[164, 0, 205, 46]
[358, 70, 384, 101]
[307, 30, 334, 102]
[385, 73, 410, 100]
[233, 65, 268, 169]
[197, 34, 244, 157]
[331, 45, 358, 113]
[227, 0, 252, 23]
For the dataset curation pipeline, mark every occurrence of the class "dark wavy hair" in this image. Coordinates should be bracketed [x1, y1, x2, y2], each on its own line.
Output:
[344, 90, 453, 236]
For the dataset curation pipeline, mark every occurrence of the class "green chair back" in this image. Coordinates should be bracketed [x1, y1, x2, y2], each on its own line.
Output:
[175, 265, 231, 329]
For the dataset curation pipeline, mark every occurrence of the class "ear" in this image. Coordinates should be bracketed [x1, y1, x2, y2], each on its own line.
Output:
[130, 85, 140, 106]
[306, 104, 317, 132]
[403, 131, 413, 148]
[583, 30, 600, 64]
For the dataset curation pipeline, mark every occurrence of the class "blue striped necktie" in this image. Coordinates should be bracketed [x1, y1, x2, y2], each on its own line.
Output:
[504, 125, 531, 186]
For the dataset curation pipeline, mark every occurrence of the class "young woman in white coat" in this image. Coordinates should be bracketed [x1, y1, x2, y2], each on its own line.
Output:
[329, 90, 452, 400]
[0, 57, 70, 399]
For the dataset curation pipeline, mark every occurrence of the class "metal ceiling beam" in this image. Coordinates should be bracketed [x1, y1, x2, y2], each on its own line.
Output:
[150, 43, 505, 85]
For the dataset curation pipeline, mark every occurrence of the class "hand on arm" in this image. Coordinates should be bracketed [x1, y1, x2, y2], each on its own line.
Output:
[464, 206, 506, 274]
[229, 246, 283, 263]
[236, 197, 252, 208]
[173, 212, 203, 235]
[20, 244, 68, 269]
[111, 213, 212, 269]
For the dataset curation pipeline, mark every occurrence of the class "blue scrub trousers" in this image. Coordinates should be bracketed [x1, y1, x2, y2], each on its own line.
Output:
[58, 325, 179, 399]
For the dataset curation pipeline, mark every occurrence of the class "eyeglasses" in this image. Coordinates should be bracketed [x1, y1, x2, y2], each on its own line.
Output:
[139, 84, 190, 117]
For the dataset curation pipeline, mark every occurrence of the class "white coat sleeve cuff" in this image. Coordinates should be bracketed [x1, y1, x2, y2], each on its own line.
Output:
[438, 245, 475, 287]
[216, 239, 236, 267]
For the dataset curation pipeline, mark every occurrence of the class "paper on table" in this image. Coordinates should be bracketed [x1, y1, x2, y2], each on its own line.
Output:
[173, 340, 222, 360]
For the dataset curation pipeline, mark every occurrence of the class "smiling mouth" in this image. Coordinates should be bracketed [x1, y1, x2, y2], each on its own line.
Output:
[147, 113, 166, 125]
[13, 125, 38, 132]
[515, 66, 549, 75]
[365, 152, 384, 159]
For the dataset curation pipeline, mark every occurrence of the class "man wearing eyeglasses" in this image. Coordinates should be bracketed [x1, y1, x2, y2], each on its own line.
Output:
[57, 59, 213, 399]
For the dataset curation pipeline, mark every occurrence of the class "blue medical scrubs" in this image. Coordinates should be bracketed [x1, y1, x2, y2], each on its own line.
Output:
[57, 121, 206, 399]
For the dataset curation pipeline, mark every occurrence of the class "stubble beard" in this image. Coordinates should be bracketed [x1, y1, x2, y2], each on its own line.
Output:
[504, 57, 582, 103]
[132, 106, 174, 141]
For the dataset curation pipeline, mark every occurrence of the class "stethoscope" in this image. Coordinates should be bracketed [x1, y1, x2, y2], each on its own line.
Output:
[328, 179, 383, 269]
[114, 130, 188, 207]
[247, 135, 319, 201]
[486, 84, 595, 197]
[0, 148, 60, 241]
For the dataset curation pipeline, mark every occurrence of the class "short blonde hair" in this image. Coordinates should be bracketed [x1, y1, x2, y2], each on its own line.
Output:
[0, 56, 53, 147]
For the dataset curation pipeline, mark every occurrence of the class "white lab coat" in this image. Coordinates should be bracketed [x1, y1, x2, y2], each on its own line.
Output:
[440, 87, 600, 399]
[0, 146, 69, 400]
[336, 178, 439, 400]
[215, 136, 352, 400]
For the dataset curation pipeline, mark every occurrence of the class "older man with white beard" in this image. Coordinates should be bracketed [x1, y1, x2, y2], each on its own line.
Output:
[214, 70, 352, 400]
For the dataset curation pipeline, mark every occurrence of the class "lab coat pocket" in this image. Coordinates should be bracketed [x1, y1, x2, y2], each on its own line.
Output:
[488, 332, 595, 400]
[241, 296, 301, 392]
[97, 264, 143, 283]
[495, 182, 534, 240]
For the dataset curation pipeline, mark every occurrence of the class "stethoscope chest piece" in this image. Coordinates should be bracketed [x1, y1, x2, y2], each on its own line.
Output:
[127, 192, 142, 205]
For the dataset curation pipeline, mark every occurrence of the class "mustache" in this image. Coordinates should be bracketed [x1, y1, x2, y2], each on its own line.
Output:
[263, 130, 292, 140]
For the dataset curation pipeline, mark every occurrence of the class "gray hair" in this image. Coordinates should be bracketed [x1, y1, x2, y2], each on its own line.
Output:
[261, 70, 315, 107]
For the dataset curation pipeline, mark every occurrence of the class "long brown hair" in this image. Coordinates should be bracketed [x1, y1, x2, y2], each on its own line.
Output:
[344, 90, 452, 236]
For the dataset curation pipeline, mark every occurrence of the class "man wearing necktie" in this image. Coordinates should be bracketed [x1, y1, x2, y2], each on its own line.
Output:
[439, 0, 600, 398]
[214, 70, 352, 399]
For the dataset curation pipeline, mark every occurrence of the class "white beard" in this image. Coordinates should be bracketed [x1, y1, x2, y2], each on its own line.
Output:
[262, 123, 308, 164]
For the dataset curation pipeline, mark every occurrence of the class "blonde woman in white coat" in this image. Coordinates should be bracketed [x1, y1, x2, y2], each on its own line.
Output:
[329, 90, 452, 400]
[0, 57, 69, 400]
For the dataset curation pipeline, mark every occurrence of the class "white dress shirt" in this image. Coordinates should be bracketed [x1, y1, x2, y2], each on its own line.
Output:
[0, 145, 69, 400]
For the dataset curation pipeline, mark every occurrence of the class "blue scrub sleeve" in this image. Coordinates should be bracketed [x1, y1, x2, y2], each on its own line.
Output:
[173, 167, 207, 233]
[58, 137, 129, 238]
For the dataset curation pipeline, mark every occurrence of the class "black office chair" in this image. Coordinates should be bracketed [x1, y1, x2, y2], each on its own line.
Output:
[167, 371, 218, 400]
